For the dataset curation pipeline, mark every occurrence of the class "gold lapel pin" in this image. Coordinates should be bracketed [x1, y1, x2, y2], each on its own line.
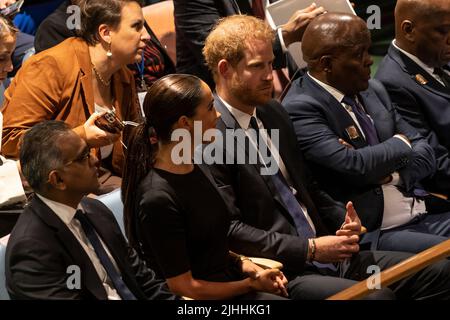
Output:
[345, 125, 360, 140]
[415, 74, 428, 85]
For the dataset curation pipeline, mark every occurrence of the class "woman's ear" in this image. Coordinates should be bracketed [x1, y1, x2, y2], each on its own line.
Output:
[176, 115, 192, 130]
[98, 23, 112, 45]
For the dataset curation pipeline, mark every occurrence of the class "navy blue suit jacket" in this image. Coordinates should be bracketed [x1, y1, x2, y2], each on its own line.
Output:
[283, 74, 436, 231]
[375, 44, 450, 195]
[173, 0, 287, 88]
[209, 97, 345, 275]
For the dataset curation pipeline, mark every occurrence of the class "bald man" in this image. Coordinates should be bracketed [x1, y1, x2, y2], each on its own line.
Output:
[375, 0, 450, 197]
[283, 13, 450, 254]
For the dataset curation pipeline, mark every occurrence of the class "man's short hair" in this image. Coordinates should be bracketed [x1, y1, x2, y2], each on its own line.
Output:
[203, 15, 274, 79]
[20, 121, 73, 192]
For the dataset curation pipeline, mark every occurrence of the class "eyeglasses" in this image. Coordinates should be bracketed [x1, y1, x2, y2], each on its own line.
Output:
[62, 148, 92, 167]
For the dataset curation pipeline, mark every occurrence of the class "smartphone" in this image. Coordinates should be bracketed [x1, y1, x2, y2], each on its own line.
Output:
[94, 110, 125, 133]
[0, 0, 24, 17]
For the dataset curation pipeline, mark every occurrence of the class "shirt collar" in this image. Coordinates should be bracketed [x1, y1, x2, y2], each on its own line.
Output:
[36, 194, 83, 225]
[392, 39, 437, 77]
[217, 95, 257, 130]
[308, 72, 346, 103]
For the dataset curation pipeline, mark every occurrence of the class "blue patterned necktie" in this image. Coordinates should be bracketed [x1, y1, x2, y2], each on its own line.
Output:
[249, 117, 315, 239]
[342, 96, 380, 145]
[74, 210, 137, 300]
[249, 117, 338, 271]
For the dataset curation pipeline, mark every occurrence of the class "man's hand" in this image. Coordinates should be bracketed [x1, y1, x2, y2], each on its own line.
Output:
[336, 201, 362, 237]
[280, 3, 325, 47]
[0, 0, 16, 10]
[338, 138, 354, 149]
[313, 235, 360, 263]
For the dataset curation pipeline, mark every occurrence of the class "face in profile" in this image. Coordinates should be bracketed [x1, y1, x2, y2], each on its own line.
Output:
[0, 34, 15, 82]
[110, 1, 150, 65]
[228, 38, 275, 107]
[55, 132, 100, 195]
[328, 29, 373, 96]
[413, 11, 450, 67]
[189, 81, 220, 143]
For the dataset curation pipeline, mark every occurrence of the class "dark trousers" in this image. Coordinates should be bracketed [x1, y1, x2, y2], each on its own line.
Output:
[286, 251, 450, 300]
[377, 211, 450, 253]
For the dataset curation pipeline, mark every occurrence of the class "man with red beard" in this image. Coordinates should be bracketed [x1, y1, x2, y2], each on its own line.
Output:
[203, 14, 450, 300]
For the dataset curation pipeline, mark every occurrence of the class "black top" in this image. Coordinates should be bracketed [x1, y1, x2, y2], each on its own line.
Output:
[136, 165, 242, 282]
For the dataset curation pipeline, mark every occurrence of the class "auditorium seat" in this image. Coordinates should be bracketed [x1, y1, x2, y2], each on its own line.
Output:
[0, 235, 10, 300]
[96, 188, 126, 237]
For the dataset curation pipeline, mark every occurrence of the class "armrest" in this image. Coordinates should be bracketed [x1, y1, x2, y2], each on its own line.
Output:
[327, 238, 450, 300]
[429, 192, 448, 200]
[248, 257, 283, 270]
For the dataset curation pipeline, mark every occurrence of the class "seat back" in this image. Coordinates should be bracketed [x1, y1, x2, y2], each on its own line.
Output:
[96, 189, 126, 237]
[0, 235, 10, 300]
[142, 0, 176, 64]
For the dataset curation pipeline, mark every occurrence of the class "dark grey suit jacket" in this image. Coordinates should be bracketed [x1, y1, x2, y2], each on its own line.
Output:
[173, 0, 288, 88]
[5, 196, 177, 300]
[376, 44, 450, 195]
[283, 74, 436, 230]
[210, 97, 344, 275]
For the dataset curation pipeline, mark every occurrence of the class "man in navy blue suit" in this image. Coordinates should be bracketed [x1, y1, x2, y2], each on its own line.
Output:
[283, 12, 450, 254]
[375, 0, 450, 197]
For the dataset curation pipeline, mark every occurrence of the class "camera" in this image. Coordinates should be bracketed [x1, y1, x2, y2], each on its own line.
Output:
[94, 110, 125, 133]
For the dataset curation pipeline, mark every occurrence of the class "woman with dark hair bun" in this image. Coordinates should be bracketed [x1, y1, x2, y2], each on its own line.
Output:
[122, 74, 289, 300]
[2, 0, 149, 193]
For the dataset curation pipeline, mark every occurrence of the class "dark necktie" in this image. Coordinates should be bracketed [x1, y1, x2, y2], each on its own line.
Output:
[74, 210, 137, 300]
[249, 117, 337, 271]
[433, 67, 450, 88]
[249, 117, 315, 239]
[342, 96, 380, 145]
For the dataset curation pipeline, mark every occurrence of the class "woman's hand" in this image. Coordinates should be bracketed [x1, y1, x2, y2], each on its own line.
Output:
[75, 112, 121, 148]
[0, 0, 16, 10]
[250, 268, 288, 297]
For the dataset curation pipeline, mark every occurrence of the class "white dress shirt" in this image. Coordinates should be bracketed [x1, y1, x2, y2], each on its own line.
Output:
[393, 40, 450, 87]
[36, 194, 122, 300]
[308, 73, 426, 230]
[218, 95, 316, 234]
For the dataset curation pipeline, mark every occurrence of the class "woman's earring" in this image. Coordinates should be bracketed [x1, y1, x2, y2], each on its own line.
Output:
[106, 43, 112, 58]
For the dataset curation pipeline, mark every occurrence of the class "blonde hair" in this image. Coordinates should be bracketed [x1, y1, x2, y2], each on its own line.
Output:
[203, 15, 274, 79]
[0, 16, 18, 41]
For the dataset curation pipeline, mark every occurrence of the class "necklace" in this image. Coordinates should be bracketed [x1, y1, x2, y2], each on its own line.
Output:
[92, 64, 111, 86]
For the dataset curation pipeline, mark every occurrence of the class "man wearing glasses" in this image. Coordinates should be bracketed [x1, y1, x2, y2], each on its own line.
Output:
[5, 120, 178, 300]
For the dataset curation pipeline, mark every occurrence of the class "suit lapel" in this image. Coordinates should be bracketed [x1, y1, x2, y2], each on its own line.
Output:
[30, 196, 107, 299]
[214, 96, 291, 215]
[388, 45, 450, 99]
[303, 75, 368, 148]
[73, 39, 95, 116]
[81, 199, 146, 299]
